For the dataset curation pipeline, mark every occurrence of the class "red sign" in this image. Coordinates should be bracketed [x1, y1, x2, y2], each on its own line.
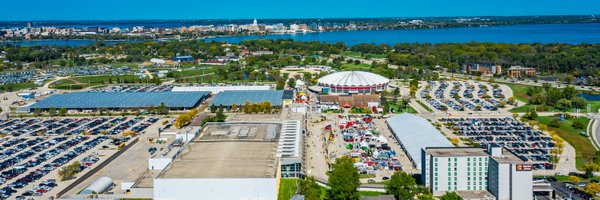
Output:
[516, 164, 533, 171]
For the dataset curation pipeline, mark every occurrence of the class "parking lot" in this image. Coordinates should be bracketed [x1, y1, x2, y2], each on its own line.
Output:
[89, 84, 173, 93]
[441, 117, 556, 170]
[0, 116, 160, 199]
[418, 81, 514, 113]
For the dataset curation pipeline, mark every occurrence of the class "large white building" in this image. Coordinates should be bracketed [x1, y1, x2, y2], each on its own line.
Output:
[317, 71, 390, 94]
[421, 145, 532, 200]
[153, 121, 303, 200]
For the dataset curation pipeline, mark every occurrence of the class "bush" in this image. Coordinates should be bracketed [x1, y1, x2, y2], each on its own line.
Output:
[550, 119, 561, 128]
[572, 120, 586, 130]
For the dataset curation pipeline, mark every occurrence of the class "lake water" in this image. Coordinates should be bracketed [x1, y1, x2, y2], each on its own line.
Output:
[2, 23, 600, 46]
[578, 93, 600, 101]
[0, 39, 140, 47]
[208, 23, 600, 45]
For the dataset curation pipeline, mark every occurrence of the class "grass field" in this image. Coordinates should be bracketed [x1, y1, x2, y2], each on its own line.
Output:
[416, 100, 434, 113]
[342, 51, 386, 59]
[279, 179, 302, 200]
[278, 178, 383, 200]
[537, 116, 594, 170]
[390, 102, 418, 114]
[504, 83, 531, 103]
[72, 75, 143, 85]
[511, 101, 600, 113]
[341, 63, 372, 71]
[0, 82, 37, 92]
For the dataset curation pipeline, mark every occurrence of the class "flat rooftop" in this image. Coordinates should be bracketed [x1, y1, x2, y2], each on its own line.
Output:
[425, 147, 489, 157]
[491, 149, 526, 164]
[157, 123, 280, 179]
[455, 190, 495, 200]
[425, 147, 525, 163]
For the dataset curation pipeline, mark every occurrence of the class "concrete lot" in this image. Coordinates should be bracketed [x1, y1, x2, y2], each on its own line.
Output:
[160, 141, 278, 178]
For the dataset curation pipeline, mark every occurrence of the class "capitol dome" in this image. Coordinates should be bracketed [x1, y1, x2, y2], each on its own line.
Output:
[317, 71, 390, 94]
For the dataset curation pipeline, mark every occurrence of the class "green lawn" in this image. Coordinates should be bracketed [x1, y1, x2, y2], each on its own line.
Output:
[279, 179, 301, 200]
[341, 63, 372, 71]
[278, 178, 382, 200]
[415, 100, 434, 113]
[511, 101, 600, 113]
[73, 75, 143, 85]
[0, 82, 37, 92]
[342, 51, 386, 59]
[537, 116, 594, 170]
[359, 174, 376, 179]
[49, 79, 84, 90]
[504, 83, 531, 103]
[390, 102, 418, 114]
[172, 67, 216, 77]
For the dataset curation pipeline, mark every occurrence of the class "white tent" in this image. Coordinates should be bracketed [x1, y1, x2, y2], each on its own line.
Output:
[80, 177, 113, 195]
[376, 135, 388, 144]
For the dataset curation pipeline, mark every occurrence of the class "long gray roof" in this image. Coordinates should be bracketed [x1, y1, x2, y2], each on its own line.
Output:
[29, 92, 209, 109]
[211, 90, 284, 106]
[386, 113, 453, 170]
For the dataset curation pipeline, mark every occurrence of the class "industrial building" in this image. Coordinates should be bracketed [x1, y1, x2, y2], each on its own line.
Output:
[154, 121, 304, 200]
[24, 92, 210, 112]
[211, 90, 285, 107]
[317, 71, 389, 94]
[421, 145, 533, 200]
[385, 113, 453, 170]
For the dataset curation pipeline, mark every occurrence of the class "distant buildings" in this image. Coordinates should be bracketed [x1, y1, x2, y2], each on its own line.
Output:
[172, 55, 194, 62]
[422, 145, 533, 200]
[506, 66, 536, 78]
[462, 64, 502, 75]
[463, 64, 536, 78]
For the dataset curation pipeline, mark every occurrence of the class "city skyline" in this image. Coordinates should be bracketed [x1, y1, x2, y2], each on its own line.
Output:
[1, 0, 600, 21]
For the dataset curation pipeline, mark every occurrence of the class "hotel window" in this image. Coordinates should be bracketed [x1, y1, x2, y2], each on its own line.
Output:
[467, 158, 470, 161]
[454, 187, 457, 190]
[467, 163, 470, 166]
[454, 158, 457, 161]
[479, 157, 482, 161]
[435, 187, 438, 191]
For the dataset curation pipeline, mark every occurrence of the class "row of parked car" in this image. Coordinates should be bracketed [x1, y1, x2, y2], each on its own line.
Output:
[443, 117, 555, 169]
[0, 138, 47, 168]
[0, 136, 108, 199]
[91, 84, 174, 93]
[421, 81, 509, 112]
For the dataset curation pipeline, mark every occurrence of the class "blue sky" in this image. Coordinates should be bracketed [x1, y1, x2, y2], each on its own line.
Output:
[1, 0, 600, 21]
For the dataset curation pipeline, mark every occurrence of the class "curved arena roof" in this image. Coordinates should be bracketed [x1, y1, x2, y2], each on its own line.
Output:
[317, 71, 389, 86]
[386, 113, 453, 170]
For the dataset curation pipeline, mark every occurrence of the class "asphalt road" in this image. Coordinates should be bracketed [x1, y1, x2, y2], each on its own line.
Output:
[550, 181, 587, 200]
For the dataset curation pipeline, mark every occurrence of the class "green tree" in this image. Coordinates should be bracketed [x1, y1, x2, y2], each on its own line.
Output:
[327, 156, 360, 200]
[287, 78, 296, 88]
[299, 176, 322, 200]
[157, 102, 168, 115]
[440, 192, 463, 200]
[48, 107, 57, 117]
[59, 107, 67, 116]
[210, 104, 217, 113]
[34, 107, 42, 116]
[563, 86, 577, 99]
[242, 101, 252, 114]
[276, 80, 285, 90]
[571, 97, 587, 109]
[555, 99, 572, 111]
[385, 171, 419, 200]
